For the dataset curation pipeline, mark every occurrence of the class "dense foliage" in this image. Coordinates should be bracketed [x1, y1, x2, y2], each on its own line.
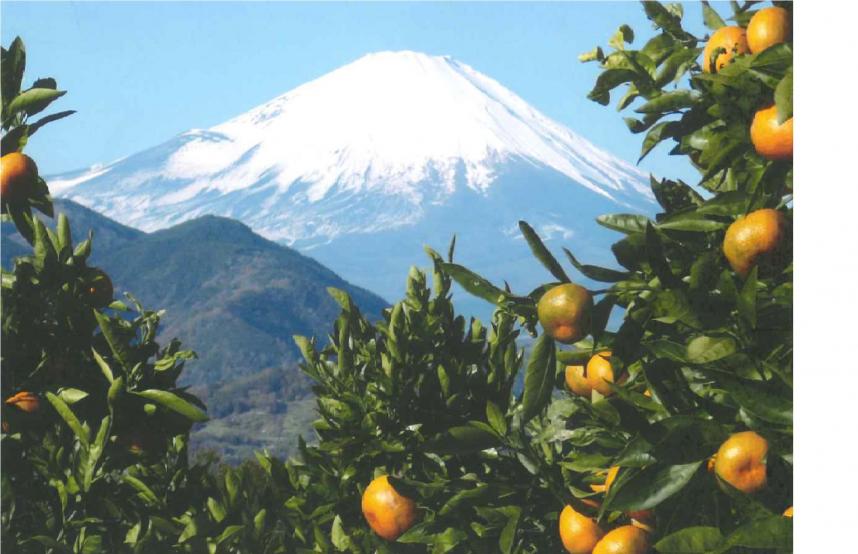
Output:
[2, 2, 792, 552]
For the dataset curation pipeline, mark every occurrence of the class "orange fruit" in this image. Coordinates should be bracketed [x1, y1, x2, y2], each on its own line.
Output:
[714, 431, 768, 494]
[0, 152, 38, 203]
[5, 391, 40, 413]
[361, 475, 417, 541]
[565, 365, 592, 397]
[750, 105, 792, 160]
[723, 208, 787, 277]
[593, 525, 650, 554]
[783, 506, 793, 518]
[559, 505, 604, 554]
[586, 351, 615, 397]
[747, 7, 791, 53]
[643, 389, 652, 398]
[707, 454, 717, 473]
[702, 26, 749, 73]
[84, 269, 114, 308]
[537, 283, 592, 344]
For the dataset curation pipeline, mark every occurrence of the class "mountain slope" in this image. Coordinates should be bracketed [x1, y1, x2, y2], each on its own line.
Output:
[2, 200, 388, 461]
[50, 50, 655, 316]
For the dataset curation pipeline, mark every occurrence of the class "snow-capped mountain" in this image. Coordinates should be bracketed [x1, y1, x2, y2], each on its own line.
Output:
[51, 51, 655, 316]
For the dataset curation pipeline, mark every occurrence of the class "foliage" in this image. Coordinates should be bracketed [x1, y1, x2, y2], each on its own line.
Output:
[2, 1, 793, 551]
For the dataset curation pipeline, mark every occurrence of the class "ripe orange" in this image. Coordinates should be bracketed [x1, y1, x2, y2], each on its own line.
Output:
[537, 284, 592, 344]
[702, 26, 749, 73]
[361, 475, 417, 541]
[747, 7, 791, 53]
[783, 506, 793, 518]
[593, 525, 650, 554]
[586, 351, 615, 396]
[723, 208, 787, 277]
[1, 152, 38, 203]
[559, 505, 604, 554]
[565, 365, 591, 397]
[714, 431, 768, 494]
[85, 269, 114, 308]
[5, 391, 40, 413]
[750, 105, 793, 160]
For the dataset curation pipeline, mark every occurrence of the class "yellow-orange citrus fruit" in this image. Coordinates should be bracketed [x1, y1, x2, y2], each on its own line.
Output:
[559, 505, 604, 554]
[747, 7, 791, 53]
[714, 431, 768, 494]
[723, 208, 787, 277]
[707, 454, 717, 473]
[703, 26, 749, 73]
[565, 365, 592, 397]
[361, 475, 416, 541]
[5, 391, 40, 413]
[643, 389, 652, 398]
[593, 525, 650, 554]
[1, 152, 38, 203]
[750, 105, 792, 160]
[537, 284, 592, 344]
[783, 506, 793, 518]
[586, 351, 615, 396]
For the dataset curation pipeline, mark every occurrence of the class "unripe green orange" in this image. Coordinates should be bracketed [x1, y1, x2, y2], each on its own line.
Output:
[537, 283, 592, 344]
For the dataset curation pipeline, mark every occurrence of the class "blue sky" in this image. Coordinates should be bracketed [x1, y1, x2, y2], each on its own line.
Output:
[1, 1, 714, 183]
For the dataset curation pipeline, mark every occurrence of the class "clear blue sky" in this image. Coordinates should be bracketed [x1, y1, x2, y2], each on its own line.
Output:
[1, 1, 715, 183]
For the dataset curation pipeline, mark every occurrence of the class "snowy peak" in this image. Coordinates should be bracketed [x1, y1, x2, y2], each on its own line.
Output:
[51, 50, 653, 243]
[190, 50, 648, 200]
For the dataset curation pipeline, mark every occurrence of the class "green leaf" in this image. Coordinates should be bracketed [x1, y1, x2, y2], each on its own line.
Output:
[91, 348, 114, 382]
[45, 392, 89, 446]
[718, 375, 792, 425]
[655, 526, 724, 553]
[645, 223, 679, 288]
[686, 336, 736, 364]
[518, 220, 570, 283]
[775, 68, 793, 124]
[134, 389, 208, 422]
[427, 424, 500, 455]
[579, 46, 604, 63]
[587, 69, 639, 105]
[498, 505, 521, 554]
[207, 497, 226, 523]
[563, 248, 629, 282]
[521, 333, 556, 422]
[94, 311, 131, 367]
[738, 266, 758, 328]
[1, 37, 26, 106]
[7, 87, 66, 117]
[443, 262, 507, 305]
[608, 461, 701, 511]
[122, 475, 161, 507]
[657, 212, 727, 232]
[701, 2, 726, 30]
[640, 120, 679, 162]
[609, 24, 635, 50]
[597, 213, 650, 234]
[27, 109, 75, 136]
[725, 515, 792, 549]
[57, 387, 88, 405]
[635, 91, 699, 114]
[486, 401, 507, 436]
[215, 525, 244, 546]
[331, 515, 350, 551]
[327, 287, 353, 312]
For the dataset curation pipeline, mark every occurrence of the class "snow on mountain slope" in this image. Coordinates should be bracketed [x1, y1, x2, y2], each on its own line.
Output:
[51, 50, 656, 316]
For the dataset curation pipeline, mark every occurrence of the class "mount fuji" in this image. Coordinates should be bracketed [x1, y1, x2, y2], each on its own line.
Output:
[50, 51, 655, 316]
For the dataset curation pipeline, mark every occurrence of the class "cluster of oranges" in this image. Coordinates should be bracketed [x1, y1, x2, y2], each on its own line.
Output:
[703, 7, 793, 161]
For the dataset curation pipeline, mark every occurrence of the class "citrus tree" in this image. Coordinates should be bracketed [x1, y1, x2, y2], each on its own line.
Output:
[1, 37, 215, 552]
[283, 1, 793, 552]
[2, 1, 793, 552]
